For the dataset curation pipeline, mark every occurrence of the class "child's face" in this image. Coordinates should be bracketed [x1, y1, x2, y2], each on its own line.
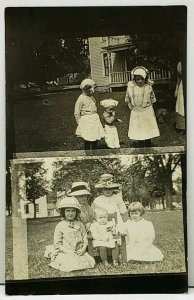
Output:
[105, 106, 115, 113]
[130, 210, 141, 221]
[96, 213, 108, 225]
[76, 194, 88, 205]
[102, 188, 114, 197]
[84, 85, 95, 96]
[135, 75, 145, 87]
[64, 208, 77, 221]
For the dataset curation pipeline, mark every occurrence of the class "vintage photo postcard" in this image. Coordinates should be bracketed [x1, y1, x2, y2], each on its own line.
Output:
[5, 5, 187, 295]
[6, 6, 186, 156]
[6, 153, 187, 294]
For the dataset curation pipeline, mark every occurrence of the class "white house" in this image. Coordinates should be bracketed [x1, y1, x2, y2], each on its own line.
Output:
[20, 191, 60, 219]
[88, 35, 172, 90]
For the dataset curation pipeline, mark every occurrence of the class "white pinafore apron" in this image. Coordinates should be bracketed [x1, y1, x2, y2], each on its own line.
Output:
[76, 113, 104, 141]
[128, 105, 160, 140]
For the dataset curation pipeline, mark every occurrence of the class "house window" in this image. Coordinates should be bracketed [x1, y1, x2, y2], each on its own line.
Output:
[101, 37, 107, 42]
[24, 204, 29, 214]
[103, 53, 109, 76]
[35, 204, 39, 213]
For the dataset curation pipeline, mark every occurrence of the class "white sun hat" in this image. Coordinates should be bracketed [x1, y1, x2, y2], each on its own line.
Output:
[100, 99, 118, 109]
[56, 196, 81, 213]
[67, 181, 91, 197]
[80, 78, 96, 90]
[132, 66, 148, 79]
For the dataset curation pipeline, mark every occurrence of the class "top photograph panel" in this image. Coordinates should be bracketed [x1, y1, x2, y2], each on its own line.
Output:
[5, 7, 186, 155]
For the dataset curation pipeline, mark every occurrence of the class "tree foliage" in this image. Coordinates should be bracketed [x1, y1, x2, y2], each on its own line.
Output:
[51, 154, 182, 210]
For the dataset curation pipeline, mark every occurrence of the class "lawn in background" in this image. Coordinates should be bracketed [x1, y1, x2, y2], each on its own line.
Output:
[5, 210, 186, 280]
[12, 90, 185, 152]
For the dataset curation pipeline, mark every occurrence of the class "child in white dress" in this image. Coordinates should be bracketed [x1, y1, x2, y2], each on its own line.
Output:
[125, 66, 160, 147]
[100, 98, 123, 149]
[44, 197, 95, 272]
[92, 174, 128, 224]
[119, 202, 163, 262]
[90, 207, 120, 267]
[74, 78, 104, 150]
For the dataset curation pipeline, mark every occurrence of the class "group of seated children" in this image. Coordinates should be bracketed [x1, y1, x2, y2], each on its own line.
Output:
[44, 174, 163, 273]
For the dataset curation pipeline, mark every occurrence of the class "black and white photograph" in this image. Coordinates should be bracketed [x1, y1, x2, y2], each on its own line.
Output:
[5, 6, 188, 295]
[6, 7, 186, 154]
[6, 154, 186, 282]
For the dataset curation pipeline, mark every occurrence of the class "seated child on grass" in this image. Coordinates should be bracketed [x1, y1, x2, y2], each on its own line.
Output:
[118, 201, 163, 262]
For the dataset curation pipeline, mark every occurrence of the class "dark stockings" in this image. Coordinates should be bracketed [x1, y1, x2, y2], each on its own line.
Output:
[98, 244, 119, 262]
[84, 140, 98, 150]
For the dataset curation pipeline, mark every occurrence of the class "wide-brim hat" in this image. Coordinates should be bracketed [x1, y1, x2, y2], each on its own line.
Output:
[95, 173, 121, 189]
[56, 196, 81, 213]
[67, 181, 91, 197]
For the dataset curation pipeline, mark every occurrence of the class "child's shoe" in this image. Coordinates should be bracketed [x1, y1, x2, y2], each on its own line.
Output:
[113, 259, 119, 267]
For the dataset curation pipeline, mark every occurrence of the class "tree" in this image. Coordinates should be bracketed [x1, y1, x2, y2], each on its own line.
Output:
[24, 162, 48, 219]
[126, 33, 184, 75]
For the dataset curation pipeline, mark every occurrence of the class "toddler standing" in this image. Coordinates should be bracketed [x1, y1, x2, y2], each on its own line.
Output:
[100, 99, 123, 149]
[74, 78, 104, 150]
[125, 66, 160, 147]
[90, 207, 120, 267]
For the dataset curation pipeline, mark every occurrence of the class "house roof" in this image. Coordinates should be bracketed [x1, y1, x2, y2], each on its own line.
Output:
[101, 42, 133, 53]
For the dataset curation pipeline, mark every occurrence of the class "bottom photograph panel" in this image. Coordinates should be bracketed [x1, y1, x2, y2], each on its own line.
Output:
[6, 153, 187, 293]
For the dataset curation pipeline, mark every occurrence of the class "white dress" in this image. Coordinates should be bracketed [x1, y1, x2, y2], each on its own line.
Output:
[92, 192, 127, 224]
[125, 81, 160, 140]
[121, 219, 163, 262]
[44, 220, 95, 272]
[74, 94, 104, 141]
[90, 221, 119, 248]
[104, 124, 120, 148]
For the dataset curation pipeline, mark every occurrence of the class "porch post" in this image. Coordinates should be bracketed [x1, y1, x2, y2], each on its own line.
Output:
[108, 51, 113, 92]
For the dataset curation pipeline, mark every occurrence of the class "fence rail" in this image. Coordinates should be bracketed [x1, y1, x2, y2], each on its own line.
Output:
[111, 69, 172, 84]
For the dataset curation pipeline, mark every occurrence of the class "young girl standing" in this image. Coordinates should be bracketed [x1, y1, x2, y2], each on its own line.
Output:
[45, 197, 95, 272]
[68, 181, 95, 232]
[92, 174, 128, 224]
[100, 98, 123, 149]
[119, 202, 163, 262]
[74, 78, 104, 150]
[125, 66, 160, 147]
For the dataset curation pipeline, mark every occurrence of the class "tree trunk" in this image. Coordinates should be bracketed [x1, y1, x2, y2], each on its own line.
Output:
[32, 199, 36, 219]
[165, 178, 173, 210]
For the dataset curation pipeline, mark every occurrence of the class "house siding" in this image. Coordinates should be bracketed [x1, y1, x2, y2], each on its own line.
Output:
[89, 37, 110, 87]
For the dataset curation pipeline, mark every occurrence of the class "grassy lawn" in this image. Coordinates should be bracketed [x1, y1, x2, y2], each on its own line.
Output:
[12, 90, 185, 152]
[6, 210, 186, 280]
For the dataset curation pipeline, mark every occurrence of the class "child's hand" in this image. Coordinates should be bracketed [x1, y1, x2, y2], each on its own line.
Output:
[76, 245, 87, 256]
[117, 118, 123, 123]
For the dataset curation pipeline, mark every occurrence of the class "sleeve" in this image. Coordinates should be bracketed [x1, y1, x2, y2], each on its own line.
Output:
[74, 96, 83, 124]
[88, 205, 96, 223]
[79, 222, 88, 246]
[125, 82, 134, 109]
[147, 221, 155, 240]
[116, 192, 128, 214]
[54, 223, 64, 252]
[90, 223, 101, 241]
[150, 87, 156, 104]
